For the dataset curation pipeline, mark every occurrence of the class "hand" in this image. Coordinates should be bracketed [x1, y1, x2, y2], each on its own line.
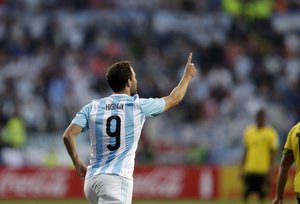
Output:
[74, 159, 87, 179]
[184, 52, 197, 78]
[272, 198, 283, 204]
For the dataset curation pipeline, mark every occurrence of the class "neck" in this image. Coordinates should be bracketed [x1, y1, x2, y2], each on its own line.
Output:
[114, 89, 130, 96]
[257, 123, 265, 128]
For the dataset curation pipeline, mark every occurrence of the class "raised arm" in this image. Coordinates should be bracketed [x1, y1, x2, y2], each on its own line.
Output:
[163, 52, 197, 111]
[63, 123, 87, 179]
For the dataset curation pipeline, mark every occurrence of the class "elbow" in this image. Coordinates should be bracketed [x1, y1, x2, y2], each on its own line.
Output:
[163, 95, 183, 111]
[167, 98, 181, 110]
[172, 95, 183, 106]
[173, 100, 181, 107]
[62, 124, 82, 142]
[63, 131, 72, 142]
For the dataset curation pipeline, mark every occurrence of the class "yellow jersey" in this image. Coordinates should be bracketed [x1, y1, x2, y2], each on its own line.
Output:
[243, 124, 278, 174]
[283, 122, 300, 192]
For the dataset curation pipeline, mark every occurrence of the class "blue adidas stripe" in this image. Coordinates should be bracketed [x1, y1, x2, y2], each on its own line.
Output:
[112, 97, 135, 175]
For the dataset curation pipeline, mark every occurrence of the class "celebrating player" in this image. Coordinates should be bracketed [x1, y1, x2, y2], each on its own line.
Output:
[63, 53, 197, 204]
[272, 122, 300, 204]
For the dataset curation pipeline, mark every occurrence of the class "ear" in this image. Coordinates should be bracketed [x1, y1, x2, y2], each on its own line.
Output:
[127, 79, 132, 88]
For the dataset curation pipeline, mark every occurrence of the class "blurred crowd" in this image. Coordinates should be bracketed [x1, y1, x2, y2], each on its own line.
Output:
[0, 0, 300, 167]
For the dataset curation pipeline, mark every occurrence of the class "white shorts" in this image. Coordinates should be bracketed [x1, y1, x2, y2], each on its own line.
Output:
[84, 174, 133, 204]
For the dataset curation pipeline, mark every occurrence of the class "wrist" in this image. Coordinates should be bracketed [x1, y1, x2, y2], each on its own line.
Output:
[275, 193, 283, 200]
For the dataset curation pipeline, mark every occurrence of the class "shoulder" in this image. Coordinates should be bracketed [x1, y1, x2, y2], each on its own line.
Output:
[244, 124, 255, 133]
[284, 123, 300, 148]
[90, 97, 109, 106]
[121, 94, 141, 105]
[138, 96, 163, 102]
[84, 100, 98, 109]
[132, 94, 140, 102]
[80, 98, 107, 112]
[294, 122, 300, 131]
[265, 125, 278, 134]
[288, 122, 300, 137]
[137, 96, 166, 117]
[139, 97, 165, 108]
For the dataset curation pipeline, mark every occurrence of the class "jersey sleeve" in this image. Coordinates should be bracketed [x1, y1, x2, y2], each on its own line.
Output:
[284, 125, 298, 152]
[243, 126, 251, 147]
[270, 127, 279, 150]
[140, 98, 166, 118]
[71, 103, 91, 132]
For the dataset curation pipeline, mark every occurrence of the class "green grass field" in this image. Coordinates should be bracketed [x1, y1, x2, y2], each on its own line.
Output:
[0, 199, 297, 204]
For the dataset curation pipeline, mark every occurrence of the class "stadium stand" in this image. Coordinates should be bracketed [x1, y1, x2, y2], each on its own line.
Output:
[0, 0, 299, 167]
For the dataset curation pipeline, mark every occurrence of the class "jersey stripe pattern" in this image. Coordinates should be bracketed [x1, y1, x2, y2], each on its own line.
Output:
[71, 94, 165, 180]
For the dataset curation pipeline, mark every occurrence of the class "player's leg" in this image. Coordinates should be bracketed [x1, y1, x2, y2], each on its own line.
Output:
[257, 174, 268, 204]
[297, 193, 300, 204]
[93, 174, 133, 204]
[242, 174, 252, 204]
[84, 178, 99, 204]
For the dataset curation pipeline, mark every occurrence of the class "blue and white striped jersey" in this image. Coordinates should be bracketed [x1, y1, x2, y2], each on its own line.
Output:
[71, 94, 165, 180]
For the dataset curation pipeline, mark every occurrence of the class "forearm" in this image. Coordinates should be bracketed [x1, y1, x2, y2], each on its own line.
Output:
[275, 166, 289, 199]
[63, 124, 83, 166]
[169, 74, 192, 103]
[163, 52, 196, 111]
[63, 134, 80, 166]
[275, 152, 294, 200]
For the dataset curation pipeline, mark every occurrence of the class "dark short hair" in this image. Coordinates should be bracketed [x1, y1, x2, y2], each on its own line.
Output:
[106, 61, 132, 92]
[256, 108, 265, 116]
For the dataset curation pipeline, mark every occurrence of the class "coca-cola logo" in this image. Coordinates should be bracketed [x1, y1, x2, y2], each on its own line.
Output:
[133, 167, 184, 198]
[0, 168, 70, 198]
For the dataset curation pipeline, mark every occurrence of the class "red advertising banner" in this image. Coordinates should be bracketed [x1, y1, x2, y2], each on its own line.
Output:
[133, 165, 218, 199]
[270, 167, 296, 199]
[0, 166, 219, 199]
[4, 165, 295, 200]
[218, 165, 296, 200]
[0, 167, 84, 199]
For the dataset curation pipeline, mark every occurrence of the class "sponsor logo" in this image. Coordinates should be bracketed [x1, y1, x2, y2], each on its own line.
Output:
[134, 167, 184, 198]
[0, 168, 70, 198]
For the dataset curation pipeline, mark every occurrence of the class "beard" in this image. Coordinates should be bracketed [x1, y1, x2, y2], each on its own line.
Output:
[130, 85, 137, 96]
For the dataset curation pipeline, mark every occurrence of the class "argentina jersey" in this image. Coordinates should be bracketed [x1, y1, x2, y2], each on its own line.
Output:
[71, 94, 165, 180]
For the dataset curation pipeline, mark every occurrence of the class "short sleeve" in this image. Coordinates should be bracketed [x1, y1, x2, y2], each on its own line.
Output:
[140, 98, 166, 118]
[284, 126, 296, 152]
[243, 126, 251, 147]
[71, 103, 91, 132]
[270, 127, 279, 150]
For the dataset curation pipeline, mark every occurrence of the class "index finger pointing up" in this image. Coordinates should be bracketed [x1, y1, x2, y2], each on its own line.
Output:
[187, 52, 192, 64]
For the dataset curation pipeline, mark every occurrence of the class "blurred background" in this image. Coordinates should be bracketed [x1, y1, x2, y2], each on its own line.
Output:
[0, 0, 299, 202]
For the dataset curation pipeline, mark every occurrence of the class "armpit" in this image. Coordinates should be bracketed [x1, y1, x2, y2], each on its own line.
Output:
[283, 148, 293, 156]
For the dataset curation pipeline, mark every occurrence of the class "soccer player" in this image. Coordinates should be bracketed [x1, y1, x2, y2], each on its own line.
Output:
[240, 109, 279, 204]
[63, 53, 197, 204]
[272, 122, 300, 204]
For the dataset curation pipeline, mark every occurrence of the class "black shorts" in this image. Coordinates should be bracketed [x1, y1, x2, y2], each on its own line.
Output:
[243, 173, 269, 198]
[296, 192, 300, 204]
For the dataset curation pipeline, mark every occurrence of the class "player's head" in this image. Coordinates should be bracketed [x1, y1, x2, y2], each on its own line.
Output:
[255, 108, 266, 127]
[106, 61, 137, 96]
